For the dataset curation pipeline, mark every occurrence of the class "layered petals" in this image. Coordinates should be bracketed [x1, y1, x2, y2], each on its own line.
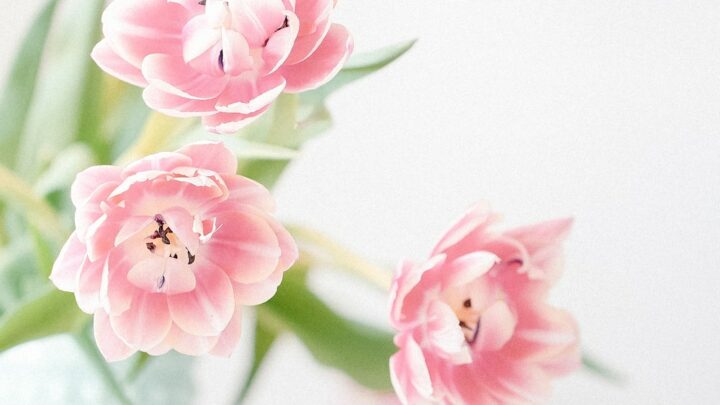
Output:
[50, 142, 297, 361]
[389, 204, 579, 404]
[93, 0, 352, 133]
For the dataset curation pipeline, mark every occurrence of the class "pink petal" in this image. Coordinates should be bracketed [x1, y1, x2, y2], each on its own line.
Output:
[285, 0, 333, 65]
[93, 310, 135, 362]
[91, 39, 148, 87]
[215, 74, 286, 114]
[122, 151, 193, 177]
[142, 54, 229, 100]
[201, 210, 281, 283]
[177, 141, 238, 175]
[161, 206, 200, 254]
[201, 106, 270, 134]
[389, 255, 445, 329]
[209, 305, 243, 356]
[477, 301, 517, 352]
[110, 290, 172, 350]
[49, 233, 86, 292]
[281, 24, 353, 93]
[426, 301, 472, 364]
[172, 326, 219, 356]
[504, 218, 573, 256]
[231, 266, 283, 306]
[182, 14, 222, 64]
[221, 29, 255, 76]
[101, 246, 137, 316]
[74, 181, 119, 240]
[143, 86, 219, 118]
[228, 0, 287, 47]
[431, 203, 495, 256]
[443, 251, 500, 288]
[390, 335, 434, 404]
[114, 216, 154, 246]
[127, 257, 197, 295]
[101, 0, 188, 67]
[206, 174, 275, 213]
[261, 12, 300, 74]
[168, 260, 234, 336]
[75, 257, 104, 314]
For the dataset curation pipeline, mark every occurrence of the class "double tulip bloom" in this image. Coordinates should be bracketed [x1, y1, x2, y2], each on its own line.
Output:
[389, 205, 580, 404]
[50, 142, 297, 360]
[92, 0, 353, 133]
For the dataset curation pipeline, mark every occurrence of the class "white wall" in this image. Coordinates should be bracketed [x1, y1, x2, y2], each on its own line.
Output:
[1, 1, 719, 404]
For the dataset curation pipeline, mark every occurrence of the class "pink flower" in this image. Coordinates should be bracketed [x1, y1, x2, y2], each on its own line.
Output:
[91, 0, 353, 133]
[50, 142, 297, 361]
[389, 204, 580, 404]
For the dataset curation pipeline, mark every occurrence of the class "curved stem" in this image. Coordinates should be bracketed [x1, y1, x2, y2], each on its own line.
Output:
[75, 329, 132, 405]
[286, 224, 392, 290]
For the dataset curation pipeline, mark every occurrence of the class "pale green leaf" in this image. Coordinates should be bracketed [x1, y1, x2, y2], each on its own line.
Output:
[262, 265, 396, 391]
[0, 288, 88, 352]
[234, 314, 280, 404]
[0, 0, 59, 167]
[302, 39, 417, 103]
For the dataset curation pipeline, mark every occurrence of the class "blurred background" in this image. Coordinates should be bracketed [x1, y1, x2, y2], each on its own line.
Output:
[1, 0, 719, 403]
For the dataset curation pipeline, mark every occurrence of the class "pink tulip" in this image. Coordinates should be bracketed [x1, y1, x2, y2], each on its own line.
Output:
[389, 204, 580, 404]
[91, 0, 353, 133]
[50, 142, 297, 361]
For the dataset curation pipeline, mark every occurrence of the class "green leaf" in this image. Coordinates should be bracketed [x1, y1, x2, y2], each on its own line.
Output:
[15, 0, 107, 178]
[234, 314, 280, 404]
[582, 353, 626, 385]
[180, 129, 300, 161]
[262, 265, 396, 391]
[33, 143, 94, 197]
[125, 352, 152, 383]
[0, 239, 45, 312]
[0, 163, 67, 243]
[0, 0, 59, 168]
[302, 39, 417, 104]
[0, 288, 88, 352]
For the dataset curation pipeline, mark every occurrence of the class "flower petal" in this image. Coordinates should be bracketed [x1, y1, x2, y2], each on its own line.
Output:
[477, 300, 517, 352]
[110, 290, 172, 350]
[281, 24, 353, 93]
[49, 233, 86, 292]
[215, 74, 286, 114]
[127, 257, 197, 295]
[168, 260, 234, 336]
[143, 86, 219, 117]
[91, 40, 147, 87]
[177, 141, 237, 175]
[209, 305, 243, 356]
[142, 53, 229, 100]
[94, 310, 135, 362]
[201, 210, 281, 283]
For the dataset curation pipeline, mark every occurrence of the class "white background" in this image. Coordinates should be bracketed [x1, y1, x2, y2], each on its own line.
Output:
[1, 0, 719, 404]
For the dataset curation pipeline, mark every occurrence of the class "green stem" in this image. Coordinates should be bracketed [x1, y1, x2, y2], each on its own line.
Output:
[75, 330, 133, 405]
[116, 112, 194, 165]
[286, 224, 392, 290]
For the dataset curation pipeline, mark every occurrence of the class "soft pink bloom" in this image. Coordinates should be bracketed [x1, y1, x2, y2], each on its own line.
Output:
[50, 142, 297, 361]
[92, 0, 353, 133]
[389, 204, 580, 404]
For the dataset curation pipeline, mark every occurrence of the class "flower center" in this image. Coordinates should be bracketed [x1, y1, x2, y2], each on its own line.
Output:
[456, 298, 482, 344]
[145, 215, 195, 266]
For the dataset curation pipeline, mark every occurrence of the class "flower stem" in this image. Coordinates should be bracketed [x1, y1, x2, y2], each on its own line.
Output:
[286, 224, 392, 290]
[116, 112, 194, 165]
[74, 329, 132, 405]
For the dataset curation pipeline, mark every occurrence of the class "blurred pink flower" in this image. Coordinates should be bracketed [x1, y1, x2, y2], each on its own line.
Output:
[389, 204, 580, 404]
[50, 142, 297, 361]
[92, 0, 353, 133]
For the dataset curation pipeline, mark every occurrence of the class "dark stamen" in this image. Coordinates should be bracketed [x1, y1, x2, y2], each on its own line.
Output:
[218, 50, 224, 70]
[171, 253, 179, 259]
[146, 242, 156, 252]
[161, 234, 171, 245]
[468, 320, 481, 344]
[187, 250, 196, 265]
[463, 299, 472, 308]
[198, 0, 206, 5]
[158, 275, 166, 290]
[154, 214, 165, 225]
[459, 321, 471, 330]
[278, 16, 289, 31]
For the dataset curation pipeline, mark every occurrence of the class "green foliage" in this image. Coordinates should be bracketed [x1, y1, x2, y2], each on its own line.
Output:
[234, 314, 279, 404]
[0, 288, 88, 352]
[0, 0, 59, 168]
[261, 265, 396, 391]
